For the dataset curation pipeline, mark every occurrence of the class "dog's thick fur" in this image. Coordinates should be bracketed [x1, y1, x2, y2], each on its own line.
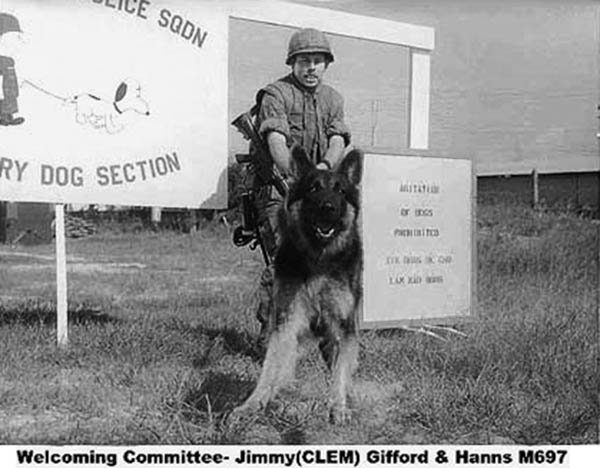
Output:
[237, 146, 363, 423]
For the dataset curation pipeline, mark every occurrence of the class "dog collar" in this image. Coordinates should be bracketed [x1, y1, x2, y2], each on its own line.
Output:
[113, 102, 123, 114]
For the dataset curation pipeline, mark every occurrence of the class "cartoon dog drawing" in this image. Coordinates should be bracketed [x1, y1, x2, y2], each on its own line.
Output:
[70, 78, 150, 134]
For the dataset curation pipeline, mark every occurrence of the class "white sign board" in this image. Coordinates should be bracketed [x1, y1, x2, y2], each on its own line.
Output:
[0, 0, 434, 209]
[361, 154, 474, 328]
[0, 1, 228, 208]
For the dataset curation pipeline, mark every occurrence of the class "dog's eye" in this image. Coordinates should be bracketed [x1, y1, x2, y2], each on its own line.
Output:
[333, 182, 345, 194]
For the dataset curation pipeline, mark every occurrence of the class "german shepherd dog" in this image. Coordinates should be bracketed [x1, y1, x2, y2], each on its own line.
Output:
[236, 146, 363, 424]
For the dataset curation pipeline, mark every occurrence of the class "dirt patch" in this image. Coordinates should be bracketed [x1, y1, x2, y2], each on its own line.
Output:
[68, 262, 146, 273]
[0, 251, 85, 262]
[4, 262, 146, 274]
[0, 250, 148, 273]
[196, 275, 246, 283]
[3, 260, 250, 281]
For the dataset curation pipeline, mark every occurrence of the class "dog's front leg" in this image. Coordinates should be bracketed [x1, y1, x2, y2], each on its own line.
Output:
[236, 294, 309, 413]
[321, 290, 360, 424]
[75, 110, 87, 125]
[107, 114, 124, 134]
[329, 331, 358, 424]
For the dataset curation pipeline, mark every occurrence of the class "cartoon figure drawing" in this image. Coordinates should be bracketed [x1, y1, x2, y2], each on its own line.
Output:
[68, 78, 151, 134]
[0, 12, 25, 126]
[22, 77, 151, 134]
[0, 11, 150, 134]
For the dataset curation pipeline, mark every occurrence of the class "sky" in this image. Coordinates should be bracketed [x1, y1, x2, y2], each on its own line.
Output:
[229, 0, 599, 174]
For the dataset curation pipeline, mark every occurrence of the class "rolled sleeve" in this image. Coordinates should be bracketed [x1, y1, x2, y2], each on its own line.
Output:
[325, 92, 351, 146]
[257, 90, 290, 142]
[327, 118, 351, 146]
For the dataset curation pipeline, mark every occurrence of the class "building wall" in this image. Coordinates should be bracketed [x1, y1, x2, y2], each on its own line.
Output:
[288, 0, 599, 174]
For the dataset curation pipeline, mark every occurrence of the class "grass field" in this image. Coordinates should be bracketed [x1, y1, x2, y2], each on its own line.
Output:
[0, 205, 598, 445]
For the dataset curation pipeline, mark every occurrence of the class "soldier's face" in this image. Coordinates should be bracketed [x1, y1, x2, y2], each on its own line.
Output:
[292, 53, 328, 88]
[0, 32, 24, 57]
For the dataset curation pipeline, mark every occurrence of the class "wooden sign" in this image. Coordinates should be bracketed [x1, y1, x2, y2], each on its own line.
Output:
[0, 0, 228, 208]
[361, 153, 475, 328]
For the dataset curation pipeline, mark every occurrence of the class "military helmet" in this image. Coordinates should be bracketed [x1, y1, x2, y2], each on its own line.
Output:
[0, 13, 22, 36]
[286, 28, 334, 65]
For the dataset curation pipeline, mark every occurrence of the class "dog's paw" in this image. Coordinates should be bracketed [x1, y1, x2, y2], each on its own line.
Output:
[329, 405, 352, 425]
[231, 392, 271, 417]
[233, 400, 261, 416]
[228, 401, 262, 425]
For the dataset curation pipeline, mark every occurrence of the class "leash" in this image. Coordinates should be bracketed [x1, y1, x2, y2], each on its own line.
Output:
[22, 79, 71, 103]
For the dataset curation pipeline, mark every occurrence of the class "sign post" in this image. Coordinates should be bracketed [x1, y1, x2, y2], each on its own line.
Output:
[55, 204, 68, 347]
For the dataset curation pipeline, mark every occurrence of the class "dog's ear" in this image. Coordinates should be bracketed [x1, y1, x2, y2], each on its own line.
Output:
[115, 82, 127, 103]
[337, 149, 363, 185]
[289, 145, 313, 180]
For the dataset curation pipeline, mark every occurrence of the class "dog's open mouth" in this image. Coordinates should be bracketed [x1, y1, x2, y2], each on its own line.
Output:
[314, 225, 336, 240]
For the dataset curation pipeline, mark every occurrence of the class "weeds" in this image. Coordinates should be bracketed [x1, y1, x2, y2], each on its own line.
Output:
[0, 206, 597, 444]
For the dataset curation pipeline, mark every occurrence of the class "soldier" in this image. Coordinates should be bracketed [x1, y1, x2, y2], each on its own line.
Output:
[0, 13, 25, 126]
[250, 27, 351, 345]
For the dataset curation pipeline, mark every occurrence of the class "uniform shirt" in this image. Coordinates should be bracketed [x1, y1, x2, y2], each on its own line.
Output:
[0, 55, 19, 114]
[256, 73, 351, 166]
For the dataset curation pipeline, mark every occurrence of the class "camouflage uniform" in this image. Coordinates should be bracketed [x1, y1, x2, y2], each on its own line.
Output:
[251, 72, 351, 343]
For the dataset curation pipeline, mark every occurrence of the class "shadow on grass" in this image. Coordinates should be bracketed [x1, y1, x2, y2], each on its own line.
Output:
[182, 372, 309, 444]
[185, 372, 255, 415]
[192, 326, 264, 366]
[279, 427, 307, 444]
[0, 302, 118, 326]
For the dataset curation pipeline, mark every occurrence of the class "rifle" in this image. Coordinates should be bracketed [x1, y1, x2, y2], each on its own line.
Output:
[231, 111, 289, 265]
[231, 112, 289, 198]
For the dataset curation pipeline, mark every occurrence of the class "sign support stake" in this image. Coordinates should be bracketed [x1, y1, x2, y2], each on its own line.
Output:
[55, 203, 68, 347]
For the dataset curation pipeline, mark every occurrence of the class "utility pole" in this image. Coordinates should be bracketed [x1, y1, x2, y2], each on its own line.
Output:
[597, 105, 600, 218]
[370, 99, 379, 147]
[532, 168, 539, 210]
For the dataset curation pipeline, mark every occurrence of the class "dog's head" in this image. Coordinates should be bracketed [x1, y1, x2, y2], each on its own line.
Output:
[114, 79, 150, 116]
[285, 145, 362, 247]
